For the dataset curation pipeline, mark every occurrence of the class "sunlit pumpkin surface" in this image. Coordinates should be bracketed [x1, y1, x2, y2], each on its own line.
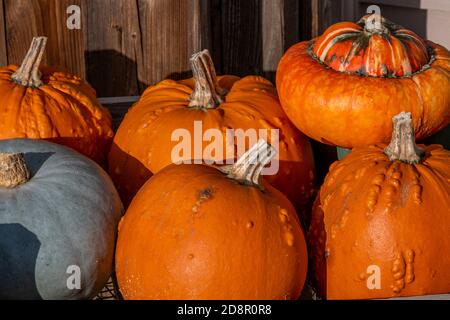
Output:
[116, 160, 308, 300]
[308, 137, 450, 299]
[109, 54, 316, 217]
[0, 37, 114, 165]
[277, 15, 450, 148]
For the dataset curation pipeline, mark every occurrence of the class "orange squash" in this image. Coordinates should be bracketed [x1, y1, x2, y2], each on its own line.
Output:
[277, 14, 450, 148]
[308, 112, 450, 299]
[0, 37, 113, 165]
[109, 50, 316, 215]
[115, 140, 308, 299]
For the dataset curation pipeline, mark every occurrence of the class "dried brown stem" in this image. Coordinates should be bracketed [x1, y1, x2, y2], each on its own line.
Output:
[11, 37, 48, 87]
[384, 112, 425, 164]
[0, 153, 30, 188]
[188, 49, 227, 109]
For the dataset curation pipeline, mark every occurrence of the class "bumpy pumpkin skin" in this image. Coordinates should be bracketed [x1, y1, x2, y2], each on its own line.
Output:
[0, 66, 114, 165]
[0, 139, 123, 300]
[115, 163, 308, 300]
[277, 17, 450, 148]
[109, 75, 316, 211]
[0, 37, 113, 165]
[308, 144, 450, 299]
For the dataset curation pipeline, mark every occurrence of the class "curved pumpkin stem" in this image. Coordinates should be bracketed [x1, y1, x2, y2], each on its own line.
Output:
[189, 49, 227, 109]
[0, 153, 30, 188]
[219, 139, 277, 188]
[11, 36, 48, 87]
[384, 112, 425, 164]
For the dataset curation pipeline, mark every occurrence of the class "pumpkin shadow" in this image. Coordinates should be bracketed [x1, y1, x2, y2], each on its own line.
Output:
[43, 137, 112, 168]
[0, 224, 42, 300]
[107, 143, 152, 207]
[85, 50, 149, 97]
[307, 201, 328, 300]
[22, 152, 55, 177]
[166, 70, 193, 81]
[421, 124, 450, 149]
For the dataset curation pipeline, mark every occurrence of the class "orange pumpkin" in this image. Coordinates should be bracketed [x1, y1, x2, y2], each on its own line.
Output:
[109, 50, 316, 214]
[277, 14, 450, 148]
[115, 140, 308, 300]
[308, 112, 450, 299]
[0, 37, 113, 165]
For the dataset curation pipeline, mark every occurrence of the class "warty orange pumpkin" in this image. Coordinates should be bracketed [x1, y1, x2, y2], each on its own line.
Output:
[277, 14, 450, 148]
[0, 37, 114, 165]
[108, 50, 316, 216]
[115, 140, 308, 300]
[308, 112, 450, 299]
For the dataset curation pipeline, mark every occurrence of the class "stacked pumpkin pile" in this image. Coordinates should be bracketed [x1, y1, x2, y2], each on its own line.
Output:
[0, 14, 448, 300]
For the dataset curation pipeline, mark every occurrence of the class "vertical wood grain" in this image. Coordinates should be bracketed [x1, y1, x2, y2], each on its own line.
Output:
[4, 0, 45, 64]
[207, 0, 263, 77]
[136, 0, 202, 87]
[0, 0, 323, 97]
[261, 0, 304, 81]
[0, 0, 7, 65]
[4, 0, 85, 76]
[84, 0, 143, 96]
[262, 0, 284, 76]
[311, 0, 332, 37]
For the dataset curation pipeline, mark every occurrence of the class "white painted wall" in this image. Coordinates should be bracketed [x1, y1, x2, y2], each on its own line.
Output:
[421, 0, 450, 49]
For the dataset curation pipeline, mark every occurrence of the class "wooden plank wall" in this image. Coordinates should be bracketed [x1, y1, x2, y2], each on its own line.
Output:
[0, 0, 204, 97]
[0, 0, 324, 97]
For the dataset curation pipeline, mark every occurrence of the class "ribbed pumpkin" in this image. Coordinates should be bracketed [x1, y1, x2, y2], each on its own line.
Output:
[109, 50, 315, 215]
[308, 112, 450, 299]
[0, 37, 113, 165]
[0, 139, 123, 299]
[115, 140, 308, 300]
[277, 14, 450, 148]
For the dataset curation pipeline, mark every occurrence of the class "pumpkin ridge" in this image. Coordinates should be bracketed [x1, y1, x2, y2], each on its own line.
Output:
[40, 88, 98, 138]
[40, 84, 112, 139]
[44, 82, 111, 123]
[309, 41, 436, 79]
[5, 87, 27, 137]
[30, 90, 59, 138]
[415, 162, 450, 201]
[311, 15, 435, 78]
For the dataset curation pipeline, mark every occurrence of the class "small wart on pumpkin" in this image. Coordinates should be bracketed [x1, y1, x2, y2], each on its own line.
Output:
[199, 187, 214, 200]
[192, 187, 215, 214]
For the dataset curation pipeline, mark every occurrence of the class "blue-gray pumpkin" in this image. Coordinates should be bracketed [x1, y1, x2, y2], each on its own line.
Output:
[0, 139, 123, 299]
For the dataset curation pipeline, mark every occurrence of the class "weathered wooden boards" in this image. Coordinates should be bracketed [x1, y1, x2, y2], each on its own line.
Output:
[0, 0, 203, 96]
[0, 0, 319, 96]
